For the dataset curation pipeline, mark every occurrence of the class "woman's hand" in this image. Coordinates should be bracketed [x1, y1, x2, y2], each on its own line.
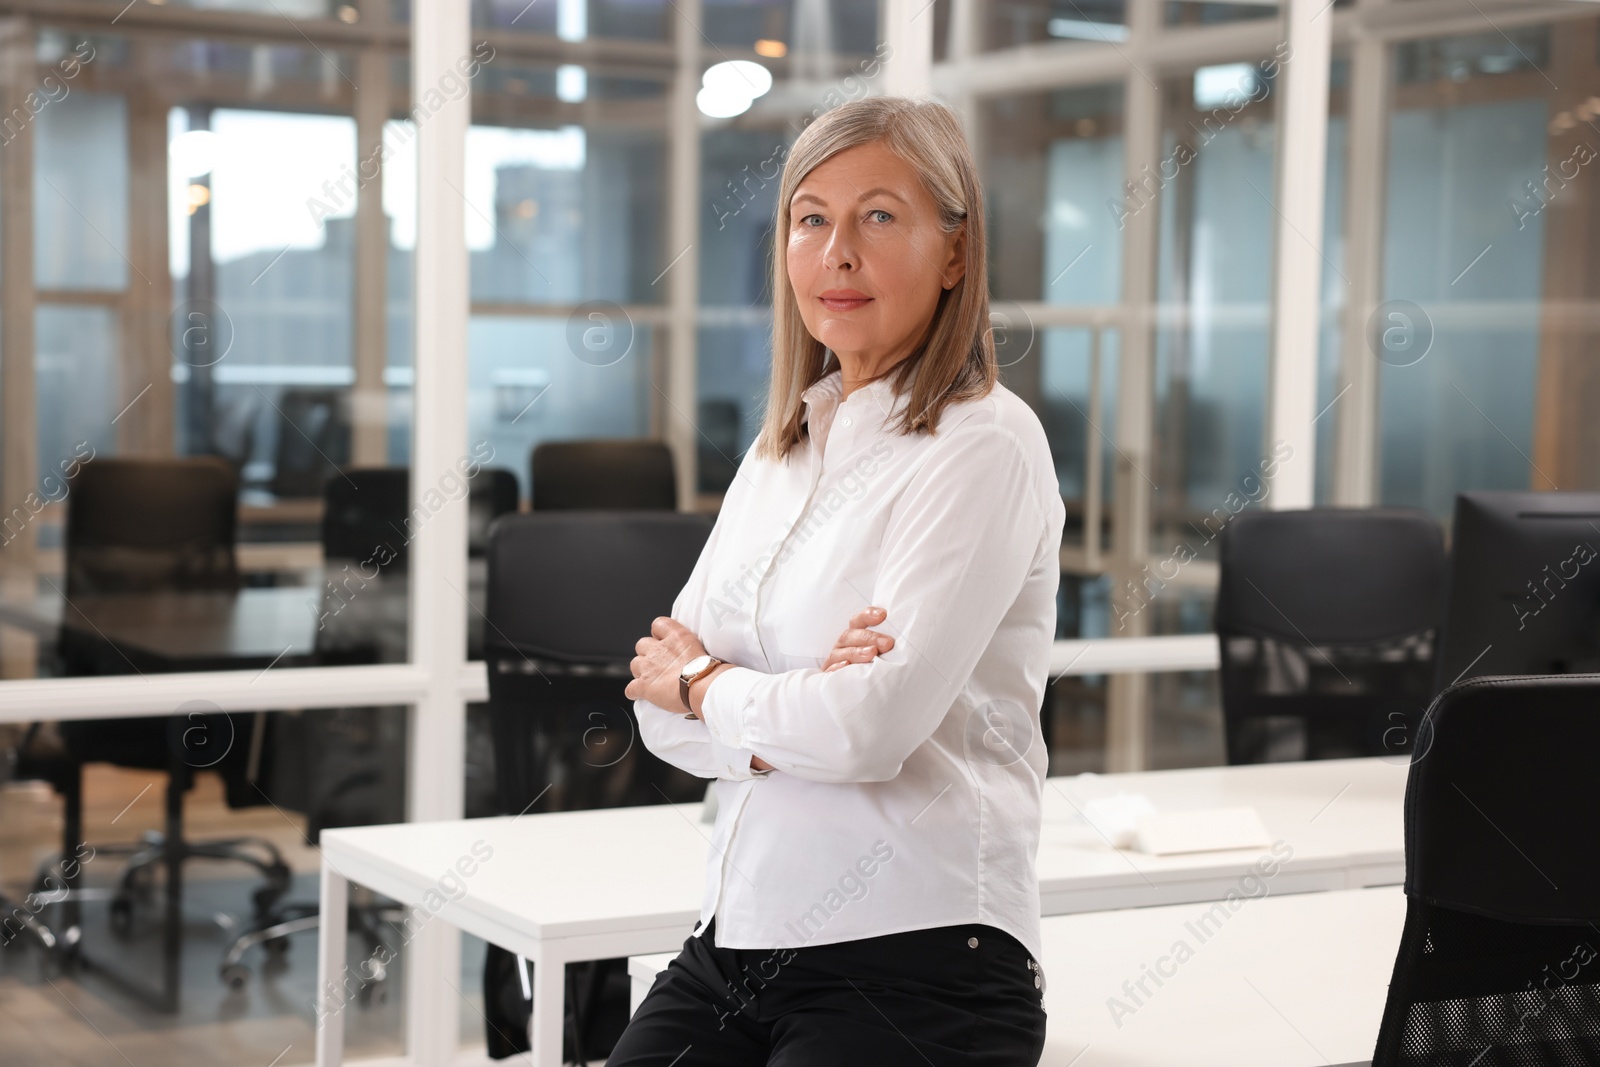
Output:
[821, 606, 895, 672]
[626, 616, 708, 713]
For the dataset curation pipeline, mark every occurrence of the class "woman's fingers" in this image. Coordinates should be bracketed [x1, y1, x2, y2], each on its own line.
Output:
[847, 606, 888, 630]
[836, 627, 895, 653]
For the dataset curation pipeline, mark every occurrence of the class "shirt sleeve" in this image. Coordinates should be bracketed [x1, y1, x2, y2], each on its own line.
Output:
[696, 423, 1052, 784]
[633, 486, 770, 782]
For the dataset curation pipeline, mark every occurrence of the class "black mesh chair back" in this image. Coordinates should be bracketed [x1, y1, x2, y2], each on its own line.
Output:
[530, 440, 676, 511]
[1214, 508, 1446, 763]
[269, 388, 350, 499]
[64, 456, 240, 597]
[59, 456, 243, 765]
[480, 510, 714, 1061]
[483, 511, 714, 816]
[1373, 674, 1600, 1066]
[321, 467, 412, 573]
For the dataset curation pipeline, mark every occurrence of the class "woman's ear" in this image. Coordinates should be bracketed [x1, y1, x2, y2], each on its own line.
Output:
[942, 224, 968, 290]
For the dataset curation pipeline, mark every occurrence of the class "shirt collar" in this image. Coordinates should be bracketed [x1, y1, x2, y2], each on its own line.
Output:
[802, 363, 915, 425]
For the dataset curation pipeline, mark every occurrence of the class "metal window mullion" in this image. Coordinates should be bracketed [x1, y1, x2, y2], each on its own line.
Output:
[1265, 0, 1334, 509]
[1332, 0, 1392, 506]
[665, 0, 702, 508]
[352, 0, 392, 469]
[0, 17, 35, 589]
[1105, 0, 1163, 773]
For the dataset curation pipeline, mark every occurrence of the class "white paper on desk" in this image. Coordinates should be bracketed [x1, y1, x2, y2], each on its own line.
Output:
[1132, 806, 1273, 856]
[1078, 792, 1157, 849]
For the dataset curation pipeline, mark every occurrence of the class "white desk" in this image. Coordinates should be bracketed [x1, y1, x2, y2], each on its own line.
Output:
[630, 885, 1406, 1065]
[1037, 757, 1406, 913]
[315, 757, 1405, 1067]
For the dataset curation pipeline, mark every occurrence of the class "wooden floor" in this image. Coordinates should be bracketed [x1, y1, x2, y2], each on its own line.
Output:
[0, 766, 489, 1067]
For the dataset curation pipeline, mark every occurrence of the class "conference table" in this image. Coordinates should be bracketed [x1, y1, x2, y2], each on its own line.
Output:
[314, 756, 1407, 1067]
[631, 884, 1407, 1066]
[0, 586, 327, 671]
[0, 567, 488, 673]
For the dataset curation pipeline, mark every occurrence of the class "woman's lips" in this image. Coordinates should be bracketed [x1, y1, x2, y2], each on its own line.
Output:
[818, 290, 872, 311]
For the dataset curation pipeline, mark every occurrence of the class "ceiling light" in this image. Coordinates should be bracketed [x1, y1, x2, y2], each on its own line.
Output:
[697, 60, 772, 119]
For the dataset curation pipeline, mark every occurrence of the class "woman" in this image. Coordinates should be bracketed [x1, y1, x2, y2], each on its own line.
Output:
[618, 96, 1065, 1066]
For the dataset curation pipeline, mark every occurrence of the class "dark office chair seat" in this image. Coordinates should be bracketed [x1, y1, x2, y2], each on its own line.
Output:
[1214, 508, 1446, 764]
[530, 439, 676, 510]
[1373, 674, 1600, 1065]
[479, 511, 714, 1062]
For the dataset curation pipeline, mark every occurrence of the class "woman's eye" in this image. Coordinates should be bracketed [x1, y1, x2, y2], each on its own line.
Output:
[867, 209, 893, 224]
[800, 214, 825, 227]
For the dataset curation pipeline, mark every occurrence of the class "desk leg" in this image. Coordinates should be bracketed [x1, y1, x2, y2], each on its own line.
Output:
[316, 863, 349, 1067]
[530, 945, 563, 1067]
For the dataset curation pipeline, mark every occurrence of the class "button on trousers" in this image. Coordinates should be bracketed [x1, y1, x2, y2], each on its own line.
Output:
[607, 916, 1047, 1066]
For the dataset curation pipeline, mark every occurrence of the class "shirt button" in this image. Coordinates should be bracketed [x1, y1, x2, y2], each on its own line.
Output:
[840, 415, 853, 427]
[1034, 975, 1042, 989]
[967, 937, 979, 949]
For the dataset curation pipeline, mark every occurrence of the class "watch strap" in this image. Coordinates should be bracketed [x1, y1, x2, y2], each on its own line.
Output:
[679, 656, 723, 716]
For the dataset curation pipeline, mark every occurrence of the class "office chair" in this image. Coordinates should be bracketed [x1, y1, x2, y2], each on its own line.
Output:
[314, 467, 411, 666]
[268, 388, 351, 499]
[313, 465, 520, 663]
[479, 511, 715, 1062]
[22, 457, 291, 1011]
[470, 467, 521, 554]
[215, 707, 411, 996]
[530, 439, 677, 511]
[1372, 674, 1600, 1065]
[218, 466, 520, 992]
[1214, 508, 1446, 764]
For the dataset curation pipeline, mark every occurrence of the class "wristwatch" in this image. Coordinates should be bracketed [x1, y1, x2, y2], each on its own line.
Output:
[678, 654, 724, 718]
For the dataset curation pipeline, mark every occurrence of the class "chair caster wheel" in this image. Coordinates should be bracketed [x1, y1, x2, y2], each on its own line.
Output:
[222, 963, 250, 991]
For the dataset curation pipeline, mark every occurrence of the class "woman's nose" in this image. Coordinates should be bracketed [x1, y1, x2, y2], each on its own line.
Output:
[822, 227, 857, 272]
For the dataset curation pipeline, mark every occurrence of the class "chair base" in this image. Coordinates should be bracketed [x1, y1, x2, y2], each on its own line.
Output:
[218, 895, 404, 1001]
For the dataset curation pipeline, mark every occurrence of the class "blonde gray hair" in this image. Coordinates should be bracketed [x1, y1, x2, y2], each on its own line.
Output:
[753, 96, 996, 463]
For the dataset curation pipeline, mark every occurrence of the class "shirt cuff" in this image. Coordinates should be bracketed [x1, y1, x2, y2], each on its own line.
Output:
[699, 665, 765, 751]
[710, 735, 770, 780]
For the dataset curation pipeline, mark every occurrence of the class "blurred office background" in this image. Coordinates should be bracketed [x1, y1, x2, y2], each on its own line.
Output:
[0, 0, 1596, 1062]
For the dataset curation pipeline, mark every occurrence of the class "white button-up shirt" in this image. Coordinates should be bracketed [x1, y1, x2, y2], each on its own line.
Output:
[635, 366, 1065, 963]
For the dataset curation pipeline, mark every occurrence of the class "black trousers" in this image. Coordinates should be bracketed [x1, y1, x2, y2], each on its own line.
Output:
[608, 916, 1047, 1066]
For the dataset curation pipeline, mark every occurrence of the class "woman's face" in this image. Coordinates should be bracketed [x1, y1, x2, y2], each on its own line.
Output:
[786, 140, 966, 369]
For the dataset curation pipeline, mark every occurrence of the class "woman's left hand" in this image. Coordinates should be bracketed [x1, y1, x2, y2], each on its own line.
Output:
[626, 616, 708, 713]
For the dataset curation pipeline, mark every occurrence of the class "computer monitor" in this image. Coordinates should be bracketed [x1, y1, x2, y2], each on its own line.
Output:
[1436, 490, 1600, 692]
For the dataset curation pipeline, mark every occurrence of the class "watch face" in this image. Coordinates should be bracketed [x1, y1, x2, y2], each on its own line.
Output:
[680, 654, 713, 679]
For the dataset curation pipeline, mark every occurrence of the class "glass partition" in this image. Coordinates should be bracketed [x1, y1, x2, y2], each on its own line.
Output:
[0, 27, 412, 684]
[1377, 24, 1588, 517]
